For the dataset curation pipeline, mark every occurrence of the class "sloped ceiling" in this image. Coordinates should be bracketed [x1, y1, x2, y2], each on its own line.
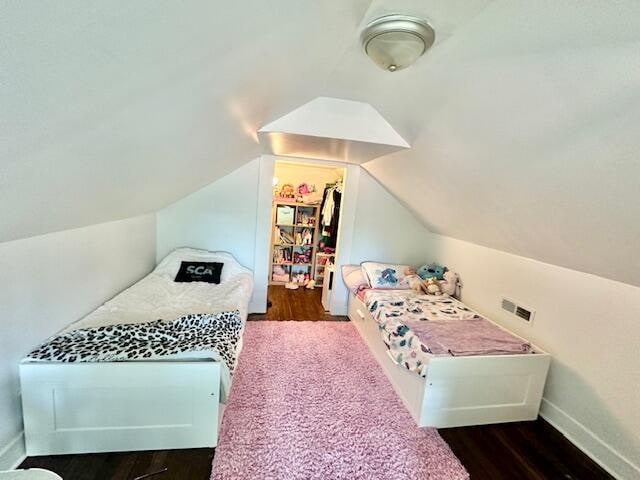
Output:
[323, 0, 640, 286]
[0, 0, 371, 241]
[3, 1, 639, 286]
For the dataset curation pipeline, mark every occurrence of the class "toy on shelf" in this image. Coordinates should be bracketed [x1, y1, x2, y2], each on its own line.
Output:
[301, 228, 312, 245]
[273, 247, 291, 264]
[277, 183, 295, 199]
[297, 183, 310, 195]
[272, 265, 290, 283]
[297, 211, 314, 226]
[297, 183, 321, 204]
[292, 272, 306, 284]
[293, 247, 312, 264]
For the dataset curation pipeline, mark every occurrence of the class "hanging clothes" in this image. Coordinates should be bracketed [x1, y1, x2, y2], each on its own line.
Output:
[320, 181, 342, 248]
[321, 188, 335, 227]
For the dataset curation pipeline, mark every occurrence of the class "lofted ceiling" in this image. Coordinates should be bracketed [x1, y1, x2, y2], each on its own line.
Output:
[0, 0, 371, 241]
[324, 0, 640, 286]
[2, 1, 639, 286]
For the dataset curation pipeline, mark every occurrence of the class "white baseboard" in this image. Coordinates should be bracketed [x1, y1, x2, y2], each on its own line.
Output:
[0, 431, 26, 471]
[248, 300, 266, 314]
[540, 398, 640, 480]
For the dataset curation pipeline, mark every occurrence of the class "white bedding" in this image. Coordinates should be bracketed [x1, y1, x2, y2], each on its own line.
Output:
[66, 249, 253, 332]
[29, 248, 253, 400]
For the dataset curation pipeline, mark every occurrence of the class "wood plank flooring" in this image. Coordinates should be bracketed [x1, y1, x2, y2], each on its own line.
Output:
[19, 286, 613, 479]
[248, 285, 348, 321]
[439, 420, 613, 479]
[20, 448, 213, 480]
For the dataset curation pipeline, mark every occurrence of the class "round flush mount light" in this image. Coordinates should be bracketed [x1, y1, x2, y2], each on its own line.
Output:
[361, 15, 435, 72]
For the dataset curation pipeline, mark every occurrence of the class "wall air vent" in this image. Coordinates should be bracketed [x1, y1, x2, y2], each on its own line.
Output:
[501, 297, 535, 324]
[501, 298, 517, 314]
[515, 306, 533, 322]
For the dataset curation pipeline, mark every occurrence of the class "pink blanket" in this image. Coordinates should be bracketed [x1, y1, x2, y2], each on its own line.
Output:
[407, 318, 531, 356]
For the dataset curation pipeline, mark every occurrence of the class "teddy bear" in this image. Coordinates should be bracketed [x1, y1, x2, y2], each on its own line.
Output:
[279, 183, 295, 199]
[417, 263, 446, 280]
[424, 277, 442, 295]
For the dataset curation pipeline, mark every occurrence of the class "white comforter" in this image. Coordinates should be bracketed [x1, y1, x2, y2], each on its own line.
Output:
[66, 268, 251, 332]
[66, 249, 253, 331]
[37, 248, 254, 400]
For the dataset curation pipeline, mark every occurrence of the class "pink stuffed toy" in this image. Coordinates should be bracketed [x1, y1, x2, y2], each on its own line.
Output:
[439, 271, 459, 296]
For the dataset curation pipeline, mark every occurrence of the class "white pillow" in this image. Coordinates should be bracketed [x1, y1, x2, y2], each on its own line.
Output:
[341, 265, 369, 293]
[154, 248, 251, 283]
[361, 262, 412, 289]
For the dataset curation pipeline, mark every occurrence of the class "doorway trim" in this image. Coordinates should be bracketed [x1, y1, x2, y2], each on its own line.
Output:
[253, 155, 359, 315]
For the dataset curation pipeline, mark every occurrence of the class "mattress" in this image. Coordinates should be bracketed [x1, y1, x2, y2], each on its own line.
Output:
[363, 289, 531, 377]
[24, 248, 254, 400]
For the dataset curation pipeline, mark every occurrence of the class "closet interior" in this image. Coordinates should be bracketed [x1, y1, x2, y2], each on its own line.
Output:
[269, 161, 344, 289]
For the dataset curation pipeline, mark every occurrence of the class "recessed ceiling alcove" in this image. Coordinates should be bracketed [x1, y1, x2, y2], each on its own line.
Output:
[257, 97, 410, 164]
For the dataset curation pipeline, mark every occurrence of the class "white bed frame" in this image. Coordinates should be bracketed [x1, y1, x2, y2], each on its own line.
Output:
[348, 293, 551, 428]
[20, 360, 221, 456]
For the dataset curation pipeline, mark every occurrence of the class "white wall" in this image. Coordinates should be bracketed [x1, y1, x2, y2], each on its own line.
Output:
[156, 158, 264, 309]
[350, 170, 431, 266]
[156, 158, 432, 315]
[156, 157, 261, 268]
[426, 234, 640, 480]
[0, 214, 156, 469]
[330, 166, 433, 315]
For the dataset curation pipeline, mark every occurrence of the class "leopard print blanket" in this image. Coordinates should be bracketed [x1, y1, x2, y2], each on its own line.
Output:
[25, 310, 243, 373]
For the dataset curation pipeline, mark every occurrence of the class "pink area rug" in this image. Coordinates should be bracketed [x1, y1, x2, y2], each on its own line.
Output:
[211, 322, 468, 480]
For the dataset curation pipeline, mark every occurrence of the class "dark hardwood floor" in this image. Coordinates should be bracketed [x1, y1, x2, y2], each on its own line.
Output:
[439, 420, 613, 480]
[248, 284, 348, 321]
[20, 417, 613, 480]
[20, 448, 213, 480]
[19, 286, 613, 480]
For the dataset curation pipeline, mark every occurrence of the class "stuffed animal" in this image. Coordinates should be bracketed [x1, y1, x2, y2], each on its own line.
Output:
[439, 271, 459, 296]
[407, 275, 425, 293]
[424, 277, 442, 295]
[302, 229, 313, 245]
[417, 263, 446, 280]
[279, 183, 295, 199]
[404, 266, 426, 293]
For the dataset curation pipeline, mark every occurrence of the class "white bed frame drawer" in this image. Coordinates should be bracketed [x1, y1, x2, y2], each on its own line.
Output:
[20, 361, 220, 455]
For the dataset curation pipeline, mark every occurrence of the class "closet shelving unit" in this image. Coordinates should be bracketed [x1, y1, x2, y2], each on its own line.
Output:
[314, 252, 335, 283]
[270, 200, 321, 285]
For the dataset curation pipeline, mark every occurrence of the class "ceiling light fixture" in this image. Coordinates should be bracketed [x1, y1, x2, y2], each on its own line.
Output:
[361, 15, 435, 72]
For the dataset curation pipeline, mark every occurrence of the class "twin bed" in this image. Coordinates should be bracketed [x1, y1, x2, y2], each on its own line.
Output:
[20, 248, 253, 456]
[344, 264, 551, 428]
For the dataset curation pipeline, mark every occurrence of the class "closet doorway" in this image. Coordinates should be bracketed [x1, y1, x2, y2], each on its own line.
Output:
[266, 160, 345, 320]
